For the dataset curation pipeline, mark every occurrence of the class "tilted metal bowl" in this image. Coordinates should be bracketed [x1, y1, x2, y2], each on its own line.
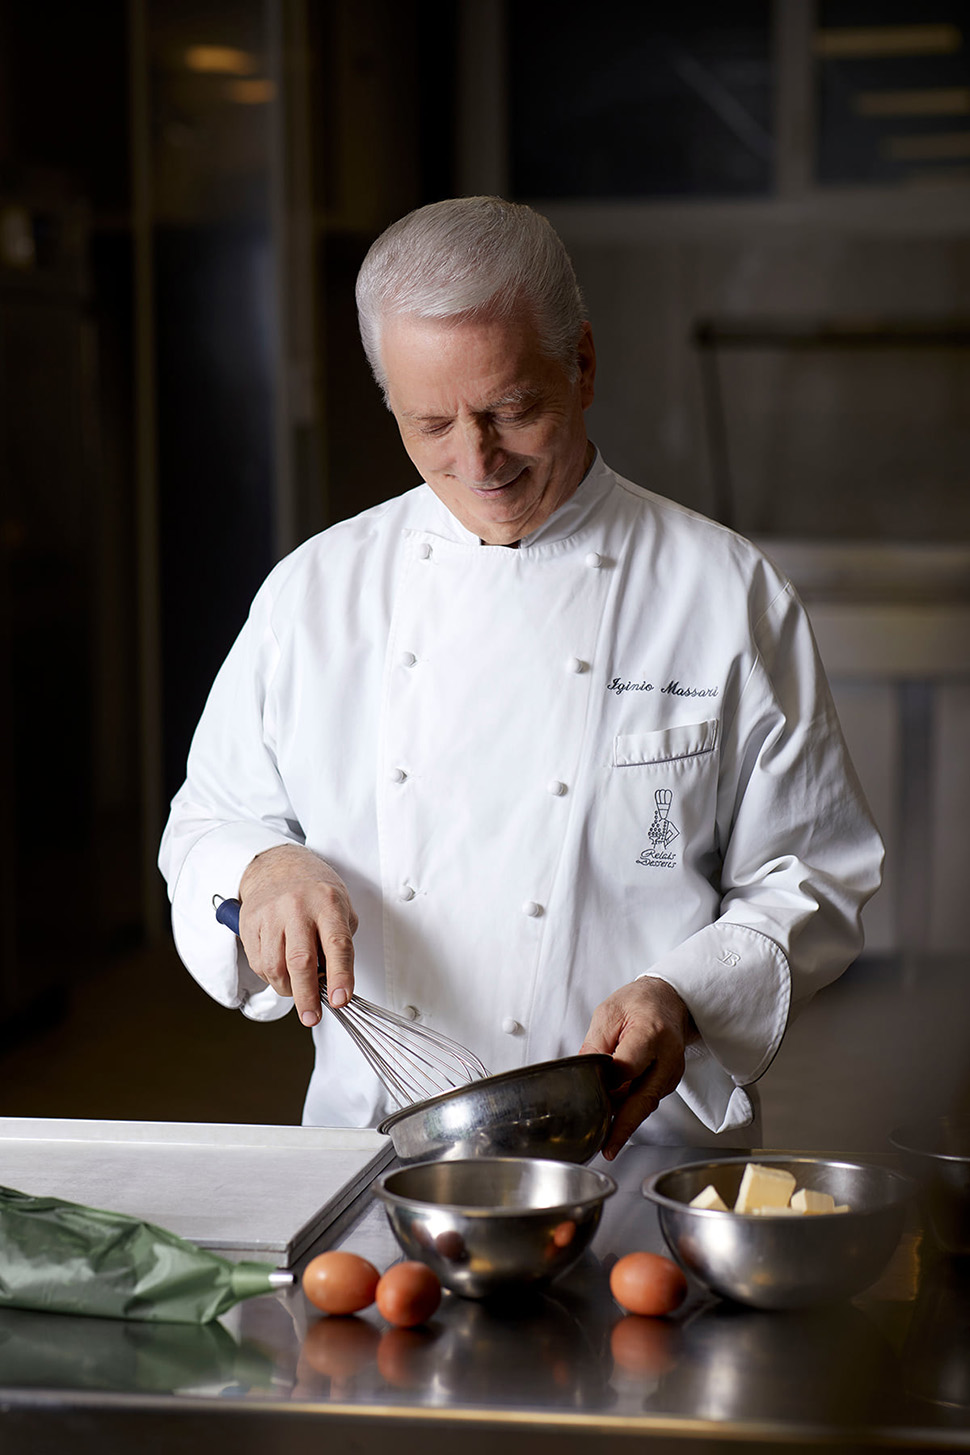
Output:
[374, 1156, 617, 1298]
[377, 1054, 614, 1165]
[642, 1155, 914, 1310]
[890, 1116, 970, 1255]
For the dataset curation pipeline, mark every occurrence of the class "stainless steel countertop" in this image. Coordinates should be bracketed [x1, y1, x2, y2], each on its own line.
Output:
[1, 1142, 968, 1455]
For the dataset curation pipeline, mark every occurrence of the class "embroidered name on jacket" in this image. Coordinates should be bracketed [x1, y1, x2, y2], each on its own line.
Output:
[607, 677, 719, 698]
[637, 790, 680, 868]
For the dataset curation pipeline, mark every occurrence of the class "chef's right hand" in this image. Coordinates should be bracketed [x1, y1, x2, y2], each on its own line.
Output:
[236, 844, 357, 1027]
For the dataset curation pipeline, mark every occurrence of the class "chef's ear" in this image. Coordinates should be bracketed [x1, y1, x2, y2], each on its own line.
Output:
[577, 322, 596, 409]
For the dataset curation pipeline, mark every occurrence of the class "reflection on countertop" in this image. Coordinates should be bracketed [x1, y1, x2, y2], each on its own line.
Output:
[2, 1141, 967, 1452]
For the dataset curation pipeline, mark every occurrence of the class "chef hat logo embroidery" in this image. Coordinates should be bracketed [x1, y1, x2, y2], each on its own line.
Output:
[636, 789, 679, 869]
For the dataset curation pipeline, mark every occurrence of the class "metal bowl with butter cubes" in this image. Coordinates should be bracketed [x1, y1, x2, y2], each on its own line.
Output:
[642, 1155, 914, 1309]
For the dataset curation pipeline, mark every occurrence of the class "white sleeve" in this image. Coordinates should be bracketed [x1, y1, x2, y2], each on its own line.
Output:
[158, 582, 300, 1023]
[646, 582, 885, 1129]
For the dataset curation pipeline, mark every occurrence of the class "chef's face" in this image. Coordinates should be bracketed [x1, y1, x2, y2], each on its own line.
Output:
[381, 312, 596, 545]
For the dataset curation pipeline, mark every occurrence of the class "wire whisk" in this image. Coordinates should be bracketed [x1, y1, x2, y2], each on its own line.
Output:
[323, 990, 490, 1107]
[214, 897, 490, 1108]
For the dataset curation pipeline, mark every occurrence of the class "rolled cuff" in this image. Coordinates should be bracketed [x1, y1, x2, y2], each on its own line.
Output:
[677, 1049, 755, 1135]
[643, 921, 792, 1128]
[168, 820, 298, 1021]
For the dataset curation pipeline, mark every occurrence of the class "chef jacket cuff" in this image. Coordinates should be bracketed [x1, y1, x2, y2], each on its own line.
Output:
[169, 820, 299, 1022]
[676, 1052, 756, 1135]
[642, 921, 791, 1090]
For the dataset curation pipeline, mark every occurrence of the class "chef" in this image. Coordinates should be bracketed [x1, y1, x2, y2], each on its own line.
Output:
[159, 196, 883, 1157]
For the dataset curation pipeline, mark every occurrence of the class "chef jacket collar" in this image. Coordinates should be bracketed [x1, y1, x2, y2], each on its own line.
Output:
[422, 448, 612, 555]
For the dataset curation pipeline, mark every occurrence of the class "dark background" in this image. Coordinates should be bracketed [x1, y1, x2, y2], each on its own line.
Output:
[1, 0, 967, 1137]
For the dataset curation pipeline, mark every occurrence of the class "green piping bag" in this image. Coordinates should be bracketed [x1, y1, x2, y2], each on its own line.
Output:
[0, 1184, 294, 1323]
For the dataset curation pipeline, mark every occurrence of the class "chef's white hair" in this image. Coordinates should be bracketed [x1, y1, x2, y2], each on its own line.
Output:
[355, 196, 587, 398]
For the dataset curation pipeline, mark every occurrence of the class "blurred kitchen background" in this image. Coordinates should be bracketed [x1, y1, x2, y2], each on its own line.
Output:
[1, 0, 968, 1149]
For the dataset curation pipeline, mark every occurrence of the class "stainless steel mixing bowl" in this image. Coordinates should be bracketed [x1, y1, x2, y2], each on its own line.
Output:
[373, 1156, 617, 1298]
[642, 1155, 913, 1310]
[890, 1116, 970, 1255]
[901, 1251, 970, 1410]
[377, 1054, 614, 1165]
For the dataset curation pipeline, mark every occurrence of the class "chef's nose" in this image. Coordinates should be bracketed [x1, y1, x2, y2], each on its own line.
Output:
[452, 419, 504, 484]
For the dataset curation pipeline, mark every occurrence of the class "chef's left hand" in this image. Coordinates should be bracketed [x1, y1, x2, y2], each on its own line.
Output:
[579, 978, 698, 1160]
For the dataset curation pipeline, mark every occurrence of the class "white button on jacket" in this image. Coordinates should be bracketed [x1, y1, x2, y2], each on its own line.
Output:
[159, 455, 883, 1142]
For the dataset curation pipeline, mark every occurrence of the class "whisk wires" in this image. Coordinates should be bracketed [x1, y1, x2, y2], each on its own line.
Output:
[321, 987, 490, 1109]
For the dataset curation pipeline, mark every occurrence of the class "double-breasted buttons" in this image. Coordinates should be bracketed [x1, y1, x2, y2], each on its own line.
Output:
[502, 1017, 523, 1036]
[383, 541, 610, 1015]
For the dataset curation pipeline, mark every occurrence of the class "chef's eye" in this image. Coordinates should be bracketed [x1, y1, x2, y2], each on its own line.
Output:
[419, 421, 451, 437]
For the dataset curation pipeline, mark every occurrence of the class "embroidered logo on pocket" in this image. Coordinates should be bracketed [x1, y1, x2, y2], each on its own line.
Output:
[636, 789, 680, 868]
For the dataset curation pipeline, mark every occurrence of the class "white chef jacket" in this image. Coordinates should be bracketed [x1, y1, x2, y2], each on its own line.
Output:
[159, 454, 883, 1144]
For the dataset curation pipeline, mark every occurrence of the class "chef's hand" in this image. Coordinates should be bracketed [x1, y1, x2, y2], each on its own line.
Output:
[237, 844, 357, 1027]
[579, 978, 698, 1160]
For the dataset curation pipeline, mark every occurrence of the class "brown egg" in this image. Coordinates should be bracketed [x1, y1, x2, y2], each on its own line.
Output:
[610, 1314, 679, 1376]
[609, 1252, 687, 1318]
[299, 1314, 380, 1379]
[302, 1251, 380, 1315]
[375, 1260, 442, 1328]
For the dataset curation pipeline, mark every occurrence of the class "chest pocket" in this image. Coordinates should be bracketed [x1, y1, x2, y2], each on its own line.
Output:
[586, 715, 722, 922]
[613, 719, 718, 767]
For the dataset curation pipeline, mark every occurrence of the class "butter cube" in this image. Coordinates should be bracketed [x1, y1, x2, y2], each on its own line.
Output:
[751, 1205, 803, 1215]
[689, 1184, 729, 1211]
[734, 1163, 797, 1214]
[791, 1188, 836, 1215]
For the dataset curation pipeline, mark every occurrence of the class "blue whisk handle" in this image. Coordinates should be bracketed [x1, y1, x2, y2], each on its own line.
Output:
[214, 897, 241, 935]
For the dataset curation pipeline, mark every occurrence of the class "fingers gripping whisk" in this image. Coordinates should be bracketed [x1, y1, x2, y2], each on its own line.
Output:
[214, 897, 490, 1108]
